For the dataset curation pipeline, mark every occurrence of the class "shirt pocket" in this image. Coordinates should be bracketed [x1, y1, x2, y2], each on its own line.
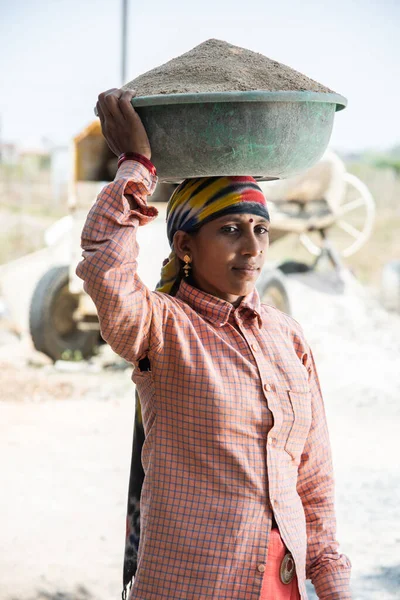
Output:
[284, 390, 312, 459]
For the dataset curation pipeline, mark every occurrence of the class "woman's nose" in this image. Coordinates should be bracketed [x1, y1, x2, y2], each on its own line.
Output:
[241, 233, 260, 256]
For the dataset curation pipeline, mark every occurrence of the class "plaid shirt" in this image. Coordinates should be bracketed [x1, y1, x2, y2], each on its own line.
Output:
[76, 160, 351, 600]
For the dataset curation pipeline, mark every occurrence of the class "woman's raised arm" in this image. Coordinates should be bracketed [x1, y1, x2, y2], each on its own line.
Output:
[76, 89, 164, 364]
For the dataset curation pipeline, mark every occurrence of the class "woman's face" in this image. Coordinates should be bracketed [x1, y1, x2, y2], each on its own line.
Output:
[174, 213, 270, 306]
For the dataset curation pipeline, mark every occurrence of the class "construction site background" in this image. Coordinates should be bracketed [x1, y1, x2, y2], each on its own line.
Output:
[1, 153, 399, 288]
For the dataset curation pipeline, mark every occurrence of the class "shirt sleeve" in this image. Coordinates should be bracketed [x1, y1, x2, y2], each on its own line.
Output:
[297, 347, 352, 599]
[75, 159, 164, 365]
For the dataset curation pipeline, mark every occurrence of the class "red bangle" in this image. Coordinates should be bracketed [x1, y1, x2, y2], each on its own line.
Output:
[117, 152, 157, 175]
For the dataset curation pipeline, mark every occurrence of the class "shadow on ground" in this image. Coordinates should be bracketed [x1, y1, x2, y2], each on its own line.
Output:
[361, 564, 400, 595]
[8, 587, 93, 600]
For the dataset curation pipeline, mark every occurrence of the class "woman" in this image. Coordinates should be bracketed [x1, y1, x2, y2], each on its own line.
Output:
[76, 88, 351, 600]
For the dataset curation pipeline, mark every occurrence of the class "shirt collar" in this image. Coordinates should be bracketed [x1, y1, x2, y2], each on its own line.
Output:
[176, 279, 263, 328]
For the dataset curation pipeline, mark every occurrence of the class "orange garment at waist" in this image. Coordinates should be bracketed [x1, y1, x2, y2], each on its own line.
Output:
[259, 528, 300, 600]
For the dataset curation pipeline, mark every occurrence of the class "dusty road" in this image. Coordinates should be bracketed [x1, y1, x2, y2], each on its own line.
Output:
[1, 273, 399, 600]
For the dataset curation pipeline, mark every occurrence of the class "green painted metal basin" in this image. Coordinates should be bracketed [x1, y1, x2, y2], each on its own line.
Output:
[131, 91, 347, 182]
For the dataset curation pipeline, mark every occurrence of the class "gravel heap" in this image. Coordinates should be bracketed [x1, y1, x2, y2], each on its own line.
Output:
[123, 38, 335, 96]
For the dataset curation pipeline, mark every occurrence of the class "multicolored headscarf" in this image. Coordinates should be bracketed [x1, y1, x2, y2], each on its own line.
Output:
[156, 175, 270, 294]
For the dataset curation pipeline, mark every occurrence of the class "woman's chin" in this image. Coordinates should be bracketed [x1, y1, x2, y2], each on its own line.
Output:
[194, 272, 258, 301]
[230, 268, 260, 290]
[225, 280, 256, 298]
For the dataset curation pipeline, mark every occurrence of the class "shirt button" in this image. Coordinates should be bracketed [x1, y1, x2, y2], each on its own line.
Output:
[264, 383, 272, 392]
[268, 436, 275, 446]
[257, 563, 266, 573]
[251, 344, 258, 353]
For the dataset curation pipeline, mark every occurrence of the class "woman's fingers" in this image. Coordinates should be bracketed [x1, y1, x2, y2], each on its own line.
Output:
[119, 89, 137, 120]
[96, 100, 105, 124]
[95, 87, 151, 158]
[98, 88, 123, 118]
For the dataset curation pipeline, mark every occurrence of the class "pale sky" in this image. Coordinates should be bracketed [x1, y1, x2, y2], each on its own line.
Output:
[0, 0, 399, 152]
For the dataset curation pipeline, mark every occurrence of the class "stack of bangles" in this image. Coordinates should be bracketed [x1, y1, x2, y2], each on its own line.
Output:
[117, 152, 157, 176]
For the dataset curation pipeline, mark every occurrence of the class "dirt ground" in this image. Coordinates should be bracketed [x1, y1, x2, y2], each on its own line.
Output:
[1, 272, 400, 600]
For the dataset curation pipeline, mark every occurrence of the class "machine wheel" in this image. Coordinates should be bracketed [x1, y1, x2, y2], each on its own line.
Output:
[256, 269, 291, 315]
[29, 265, 101, 361]
[299, 172, 376, 258]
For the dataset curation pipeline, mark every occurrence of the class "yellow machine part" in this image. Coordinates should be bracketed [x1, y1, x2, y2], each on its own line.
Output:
[73, 120, 117, 182]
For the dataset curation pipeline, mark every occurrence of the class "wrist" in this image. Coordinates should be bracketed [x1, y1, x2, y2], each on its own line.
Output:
[117, 152, 156, 176]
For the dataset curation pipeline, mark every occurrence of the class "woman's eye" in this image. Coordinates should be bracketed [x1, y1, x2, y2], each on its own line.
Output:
[220, 225, 270, 235]
[221, 226, 238, 234]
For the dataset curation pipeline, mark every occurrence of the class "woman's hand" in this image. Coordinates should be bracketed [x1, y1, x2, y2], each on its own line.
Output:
[96, 88, 151, 159]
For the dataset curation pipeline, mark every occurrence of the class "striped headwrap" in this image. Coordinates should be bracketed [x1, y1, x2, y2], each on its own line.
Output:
[156, 176, 269, 294]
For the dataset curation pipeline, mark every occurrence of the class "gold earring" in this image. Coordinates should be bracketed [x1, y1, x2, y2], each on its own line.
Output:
[183, 254, 192, 278]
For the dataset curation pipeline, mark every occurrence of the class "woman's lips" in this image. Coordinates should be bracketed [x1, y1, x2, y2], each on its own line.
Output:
[232, 266, 259, 277]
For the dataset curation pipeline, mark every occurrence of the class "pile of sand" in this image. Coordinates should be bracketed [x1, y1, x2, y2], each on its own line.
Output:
[123, 39, 334, 97]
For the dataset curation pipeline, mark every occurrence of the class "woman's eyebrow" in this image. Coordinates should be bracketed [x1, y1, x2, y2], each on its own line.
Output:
[218, 216, 270, 224]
